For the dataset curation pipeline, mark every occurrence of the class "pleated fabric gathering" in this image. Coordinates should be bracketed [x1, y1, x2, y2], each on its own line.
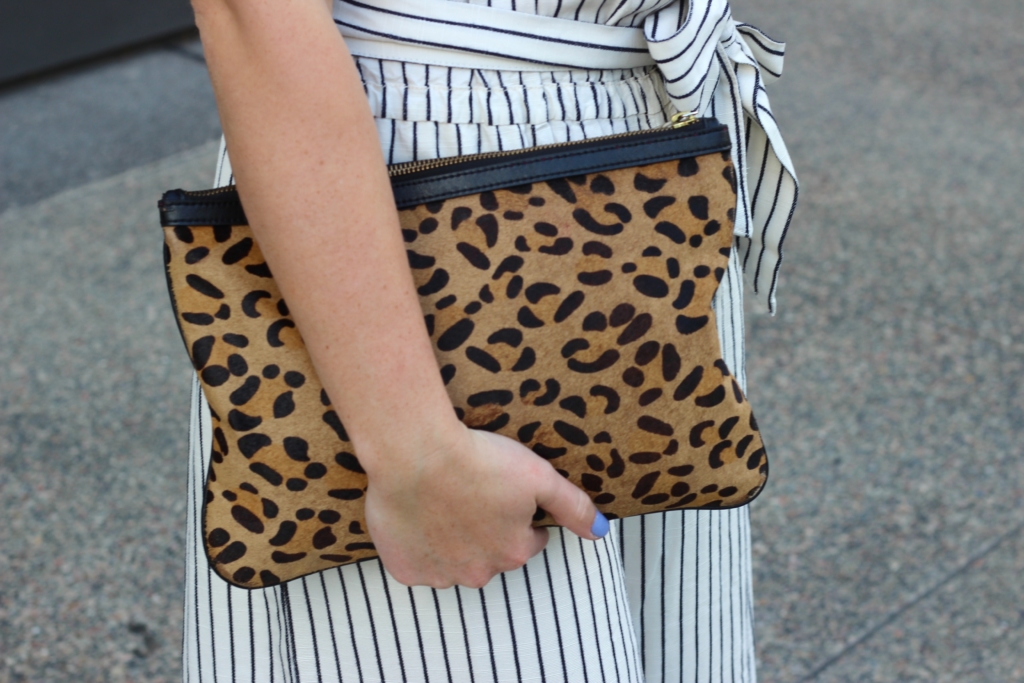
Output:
[360, 62, 677, 161]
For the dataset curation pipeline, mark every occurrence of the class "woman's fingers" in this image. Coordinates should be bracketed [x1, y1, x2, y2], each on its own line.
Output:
[367, 428, 608, 589]
[527, 526, 551, 560]
[532, 462, 608, 541]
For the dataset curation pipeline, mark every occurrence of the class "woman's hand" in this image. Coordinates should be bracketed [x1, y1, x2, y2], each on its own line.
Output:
[364, 426, 607, 589]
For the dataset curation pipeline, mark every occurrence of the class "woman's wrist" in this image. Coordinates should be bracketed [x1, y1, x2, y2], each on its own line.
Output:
[347, 402, 469, 486]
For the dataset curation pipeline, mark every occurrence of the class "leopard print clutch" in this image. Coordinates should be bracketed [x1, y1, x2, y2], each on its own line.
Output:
[159, 118, 768, 588]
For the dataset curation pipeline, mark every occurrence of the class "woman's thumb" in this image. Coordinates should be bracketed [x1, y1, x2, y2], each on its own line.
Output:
[534, 466, 609, 541]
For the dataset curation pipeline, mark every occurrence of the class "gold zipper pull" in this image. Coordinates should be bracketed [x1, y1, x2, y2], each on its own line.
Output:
[668, 111, 699, 128]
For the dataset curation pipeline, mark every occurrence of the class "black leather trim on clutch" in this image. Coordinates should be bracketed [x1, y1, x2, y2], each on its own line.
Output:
[389, 120, 729, 208]
[159, 119, 730, 226]
[159, 191, 249, 227]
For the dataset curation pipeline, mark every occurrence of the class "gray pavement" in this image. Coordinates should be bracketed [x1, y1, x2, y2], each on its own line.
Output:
[0, 33, 217, 213]
[0, 143, 218, 683]
[1, 1, 1022, 681]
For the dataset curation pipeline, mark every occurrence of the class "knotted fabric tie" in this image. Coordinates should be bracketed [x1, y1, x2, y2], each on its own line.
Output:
[335, 0, 798, 312]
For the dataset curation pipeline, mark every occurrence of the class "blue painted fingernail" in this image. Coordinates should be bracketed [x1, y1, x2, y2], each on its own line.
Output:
[591, 511, 609, 539]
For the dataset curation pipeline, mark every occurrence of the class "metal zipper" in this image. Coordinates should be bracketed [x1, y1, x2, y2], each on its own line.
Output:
[172, 112, 699, 197]
[387, 111, 699, 178]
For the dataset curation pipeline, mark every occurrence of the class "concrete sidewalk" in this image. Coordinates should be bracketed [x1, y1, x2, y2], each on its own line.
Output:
[1, 1, 1022, 681]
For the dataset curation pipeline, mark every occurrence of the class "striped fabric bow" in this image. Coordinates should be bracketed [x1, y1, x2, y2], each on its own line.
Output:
[336, 0, 798, 312]
[646, 0, 798, 312]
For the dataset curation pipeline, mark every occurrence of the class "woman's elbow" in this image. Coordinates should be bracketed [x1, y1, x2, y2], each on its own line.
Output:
[191, 0, 332, 24]
[190, 0, 247, 28]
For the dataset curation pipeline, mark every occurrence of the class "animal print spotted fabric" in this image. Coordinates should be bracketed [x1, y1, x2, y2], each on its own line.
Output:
[162, 147, 767, 589]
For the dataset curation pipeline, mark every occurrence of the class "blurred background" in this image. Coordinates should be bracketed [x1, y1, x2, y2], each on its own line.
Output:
[1, 0, 1021, 681]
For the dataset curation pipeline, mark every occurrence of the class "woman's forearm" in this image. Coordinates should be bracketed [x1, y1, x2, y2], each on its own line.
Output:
[192, 0, 463, 475]
[191, 0, 603, 588]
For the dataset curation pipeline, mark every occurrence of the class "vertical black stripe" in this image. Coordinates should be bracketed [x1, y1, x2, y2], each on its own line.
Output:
[661, 515, 667, 683]
[401, 61, 410, 120]
[425, 64, 432, 120]
[713, 53, 751, 259]
[768, 179, 799, 313]
[557, 529, 591, 683]
[602, 532, 641, 682]
[378, 60, 388, 118]
[590, 538, 626, 683]
[499, 574, 524, 680]
[476, 70, 496, 128]
[301, 578, 325, 682]
[453, 587, 478, 683]
[188, 382, 204, 682]
[717, 514, 724, 682]
[388, 119, 398, 165]
[282, 584, 301, 682]
[541, 549, 569, 682]
[575, 537, 609, 682]
[679, 513, 686, 683]
[752, 164, 786, 292]
[274, 588, 290, 682]
[540, 71, 552, 124]
[477, 587, 500, 683]
[748, 135, 772, 228]
[431, 589, 456, 683]
[624, 75, 642, 120]
[570, 70, 582, 121]
[248, 591, 255, 683]
[520, 565, 547, 682]
[693, 517, 699, 683]
[355, 57, 369, 96]
[603, 72, 614, 121]
[636, 73, 653, 128]
[744, 108, 753, 152]
[338, 568, 366, 682]
[727, 512, 735, 683]
[214, 144, 228, 187]
[555, 79, 568, 122]
[407, 588, 431, 683]
[227, 587, 237, 682]
[377, 563, 409, 682]
[620, 518, 626, 564]
[262, 587, 277, 683]
[639, 515, 647, 671]
[708, 511, 716, 683]
[317, 573, 345, 683]
[201, 407, 218, 683]
[356, 563, 387, 683]
[496, 71, 516, 126]
[446, 67, 454, 124]
[277, 588, 292, 682]
[726, 248, 738, 382]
